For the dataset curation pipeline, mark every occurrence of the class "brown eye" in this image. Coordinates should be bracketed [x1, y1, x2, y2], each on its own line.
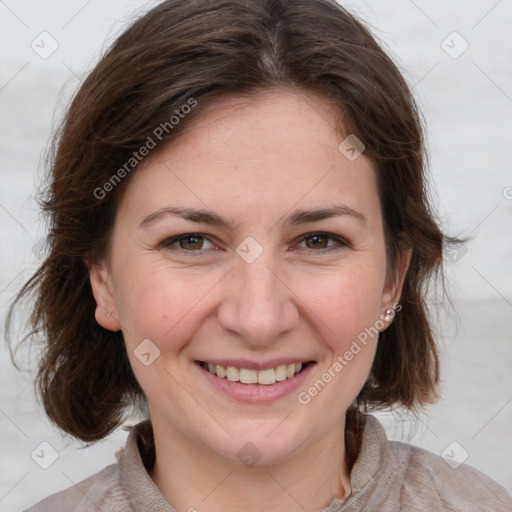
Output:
[178, 235, 204, 250]
[297, 232, 348, 253]
[161, 233, 215, 253]
[304, 234, 329, 249]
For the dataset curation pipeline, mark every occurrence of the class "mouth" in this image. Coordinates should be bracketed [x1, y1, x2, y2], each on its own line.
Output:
[196, 360, 314, 385]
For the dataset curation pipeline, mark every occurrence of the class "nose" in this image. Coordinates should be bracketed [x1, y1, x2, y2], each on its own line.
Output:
[215, 248, 300, 347]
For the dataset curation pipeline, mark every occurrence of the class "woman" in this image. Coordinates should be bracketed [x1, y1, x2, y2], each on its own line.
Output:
[6, 0, 511, 510]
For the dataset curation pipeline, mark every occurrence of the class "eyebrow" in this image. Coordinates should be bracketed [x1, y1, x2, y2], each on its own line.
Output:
[139, 204, 366, 230]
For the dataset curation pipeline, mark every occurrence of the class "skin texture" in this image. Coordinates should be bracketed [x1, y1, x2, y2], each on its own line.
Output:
[90, 88, 411, 512]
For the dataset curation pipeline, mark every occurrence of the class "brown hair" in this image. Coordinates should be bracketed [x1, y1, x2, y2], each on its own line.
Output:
[6, 0, 463, 443]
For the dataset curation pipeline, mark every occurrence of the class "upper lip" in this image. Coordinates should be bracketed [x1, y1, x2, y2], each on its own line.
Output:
[196, 358, 315, 371]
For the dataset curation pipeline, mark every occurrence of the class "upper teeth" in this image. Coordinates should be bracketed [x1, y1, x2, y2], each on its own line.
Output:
[204, 362, 303, 385]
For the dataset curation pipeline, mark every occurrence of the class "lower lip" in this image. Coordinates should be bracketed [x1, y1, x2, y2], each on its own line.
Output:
[195, 362, 316, 403]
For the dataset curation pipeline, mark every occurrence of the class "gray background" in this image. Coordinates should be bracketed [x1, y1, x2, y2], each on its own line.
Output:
[1, 0, 511, 509]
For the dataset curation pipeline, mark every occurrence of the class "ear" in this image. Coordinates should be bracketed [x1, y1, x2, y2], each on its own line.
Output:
[381, 244, 412, 321]
[88, 259, 122, 331]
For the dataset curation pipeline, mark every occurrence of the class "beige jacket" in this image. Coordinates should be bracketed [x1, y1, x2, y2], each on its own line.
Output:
[25, 414, 512, 511]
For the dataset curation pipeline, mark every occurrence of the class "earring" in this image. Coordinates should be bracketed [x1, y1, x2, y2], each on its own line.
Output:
[106, 310, 113, 318]
[384, 308, 394, 321]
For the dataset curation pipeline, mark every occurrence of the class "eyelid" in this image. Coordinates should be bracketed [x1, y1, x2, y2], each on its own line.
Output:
[159, 233, 217, 254]
[294, 232, 349, 251]
[159, 231, 349, 255]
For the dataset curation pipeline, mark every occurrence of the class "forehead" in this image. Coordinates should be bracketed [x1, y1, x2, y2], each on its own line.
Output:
[118, 89, 380, 228]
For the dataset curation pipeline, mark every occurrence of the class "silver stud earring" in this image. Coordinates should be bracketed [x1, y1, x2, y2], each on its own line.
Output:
[384, 308, 394, 321]
[106, 310, 113, 318]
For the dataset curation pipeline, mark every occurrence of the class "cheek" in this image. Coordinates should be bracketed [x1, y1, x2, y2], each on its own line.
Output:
[114, 261, 221, 350]
[299, 262, 385, 340]
[116, 267, 213, 400]
[294, 267, 382, 418]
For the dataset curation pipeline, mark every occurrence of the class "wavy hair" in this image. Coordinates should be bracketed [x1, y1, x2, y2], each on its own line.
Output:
[6, 0, 463, 442]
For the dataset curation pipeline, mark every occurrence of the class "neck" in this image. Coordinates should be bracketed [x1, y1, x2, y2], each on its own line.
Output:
[149, 416, 354, 512]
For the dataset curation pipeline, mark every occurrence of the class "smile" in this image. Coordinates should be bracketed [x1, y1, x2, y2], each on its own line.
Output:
[198, 361, 310, 385]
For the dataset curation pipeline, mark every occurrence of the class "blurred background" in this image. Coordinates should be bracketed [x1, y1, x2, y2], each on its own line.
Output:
[1, 0, 511, 509]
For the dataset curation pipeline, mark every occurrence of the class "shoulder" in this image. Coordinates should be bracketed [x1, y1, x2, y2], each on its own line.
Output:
[24, 462, 131, 512]
[348, 414, 512, 511]
[389, 438, 512, 511]
[24, 420, 155, 512]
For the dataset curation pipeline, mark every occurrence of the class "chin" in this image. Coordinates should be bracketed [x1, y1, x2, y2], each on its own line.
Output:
[202, 419, 314, 467]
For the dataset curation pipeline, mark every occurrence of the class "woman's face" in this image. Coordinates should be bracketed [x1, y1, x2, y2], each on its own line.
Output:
[91, 89, 409, 465]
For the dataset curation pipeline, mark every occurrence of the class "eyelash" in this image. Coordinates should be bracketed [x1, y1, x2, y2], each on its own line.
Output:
[159, 232, 349, 256]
